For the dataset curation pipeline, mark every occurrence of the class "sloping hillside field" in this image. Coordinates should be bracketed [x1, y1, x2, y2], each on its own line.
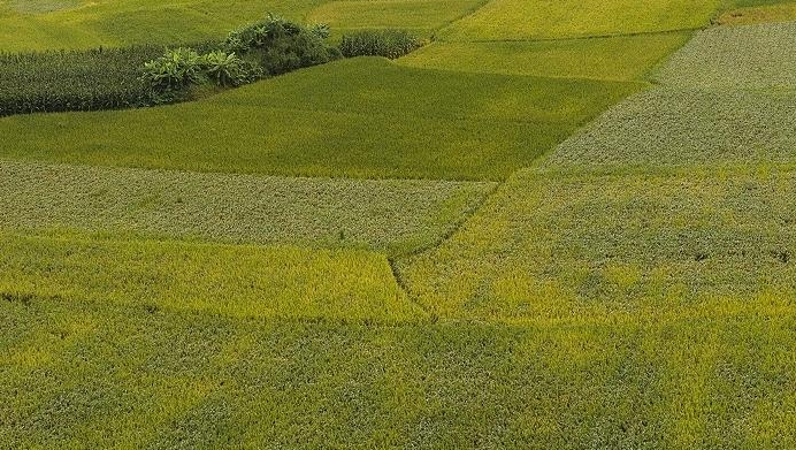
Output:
[3, 0, 796, 447]
[0, 58, 641, 180]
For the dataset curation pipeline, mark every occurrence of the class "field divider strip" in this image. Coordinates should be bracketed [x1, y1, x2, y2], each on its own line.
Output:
[439, 27, 704, 45]
[431, 0, 498, 37]
[393, 61, 655, 86]
[389, 180, 502, 311]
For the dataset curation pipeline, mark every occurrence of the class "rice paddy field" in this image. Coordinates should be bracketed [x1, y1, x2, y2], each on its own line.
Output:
[3, 0, 796, 447]
[0, 57, 641, 180]
[0, 159, 495, 254]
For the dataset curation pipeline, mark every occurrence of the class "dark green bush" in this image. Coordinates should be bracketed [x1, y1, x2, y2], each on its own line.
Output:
[0, 46, 163, 116]
[339, 29, 422, 59]
[221, 14, 340, 76]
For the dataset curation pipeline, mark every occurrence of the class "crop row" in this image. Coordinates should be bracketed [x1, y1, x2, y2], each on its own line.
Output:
[654, 21, 796, 89]
[545, 87, 796, 170]
[0, 46, 163, 115]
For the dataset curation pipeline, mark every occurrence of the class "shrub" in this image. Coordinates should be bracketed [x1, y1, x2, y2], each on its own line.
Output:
[223, 23, 271, 54]
[221, 14, 340, 75]
[200, 51, 262, 87]
[142, 47, 265, 99]
[141, 48, 204, 91]
[0, 46, 163, 116]
[309, 23, 331, 40]
[339, 29, 422, 59]
[256, 29, 341, 75]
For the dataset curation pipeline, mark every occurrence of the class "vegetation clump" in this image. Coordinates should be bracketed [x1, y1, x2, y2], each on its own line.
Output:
[0, 14, 338, 114]
[339, 29, 422, 59]
[220, 14, 339, 75]
[200, 50, 260, 87]
[141, 47, 261, 102]
[140, 47, 206, 101]
[142, 14, 339, 102]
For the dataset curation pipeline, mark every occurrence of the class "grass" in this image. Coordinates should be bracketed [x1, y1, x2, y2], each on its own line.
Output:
[3, 293, 796, 448]
[0, 159, 494, 255]
[441, 0, 722, 41]
[653, 21, 796, 89]
[0, 232, 421, 321]
[0, 57, 642, 180]
[398, 32, 692, 81]
[398, 167, 796, 322]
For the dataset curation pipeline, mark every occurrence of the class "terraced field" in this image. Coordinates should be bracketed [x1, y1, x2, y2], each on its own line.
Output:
[399, 33, 692, 81]
[3, 0, 796, 447]
[443, 0, 720, 41]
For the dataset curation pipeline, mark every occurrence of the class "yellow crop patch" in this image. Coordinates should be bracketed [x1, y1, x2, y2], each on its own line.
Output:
[308, 0, 483, 34]
[0, 233, 424, 322]
[442, 0, 721, 40]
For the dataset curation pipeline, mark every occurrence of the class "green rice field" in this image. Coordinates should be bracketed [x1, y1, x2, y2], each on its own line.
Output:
[0, 57, 641, 180]
[398, 32, 692, 81]
[399, 167, 796, 321]
[3, 0, 796, 446]
[547, 18, 796, 171]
